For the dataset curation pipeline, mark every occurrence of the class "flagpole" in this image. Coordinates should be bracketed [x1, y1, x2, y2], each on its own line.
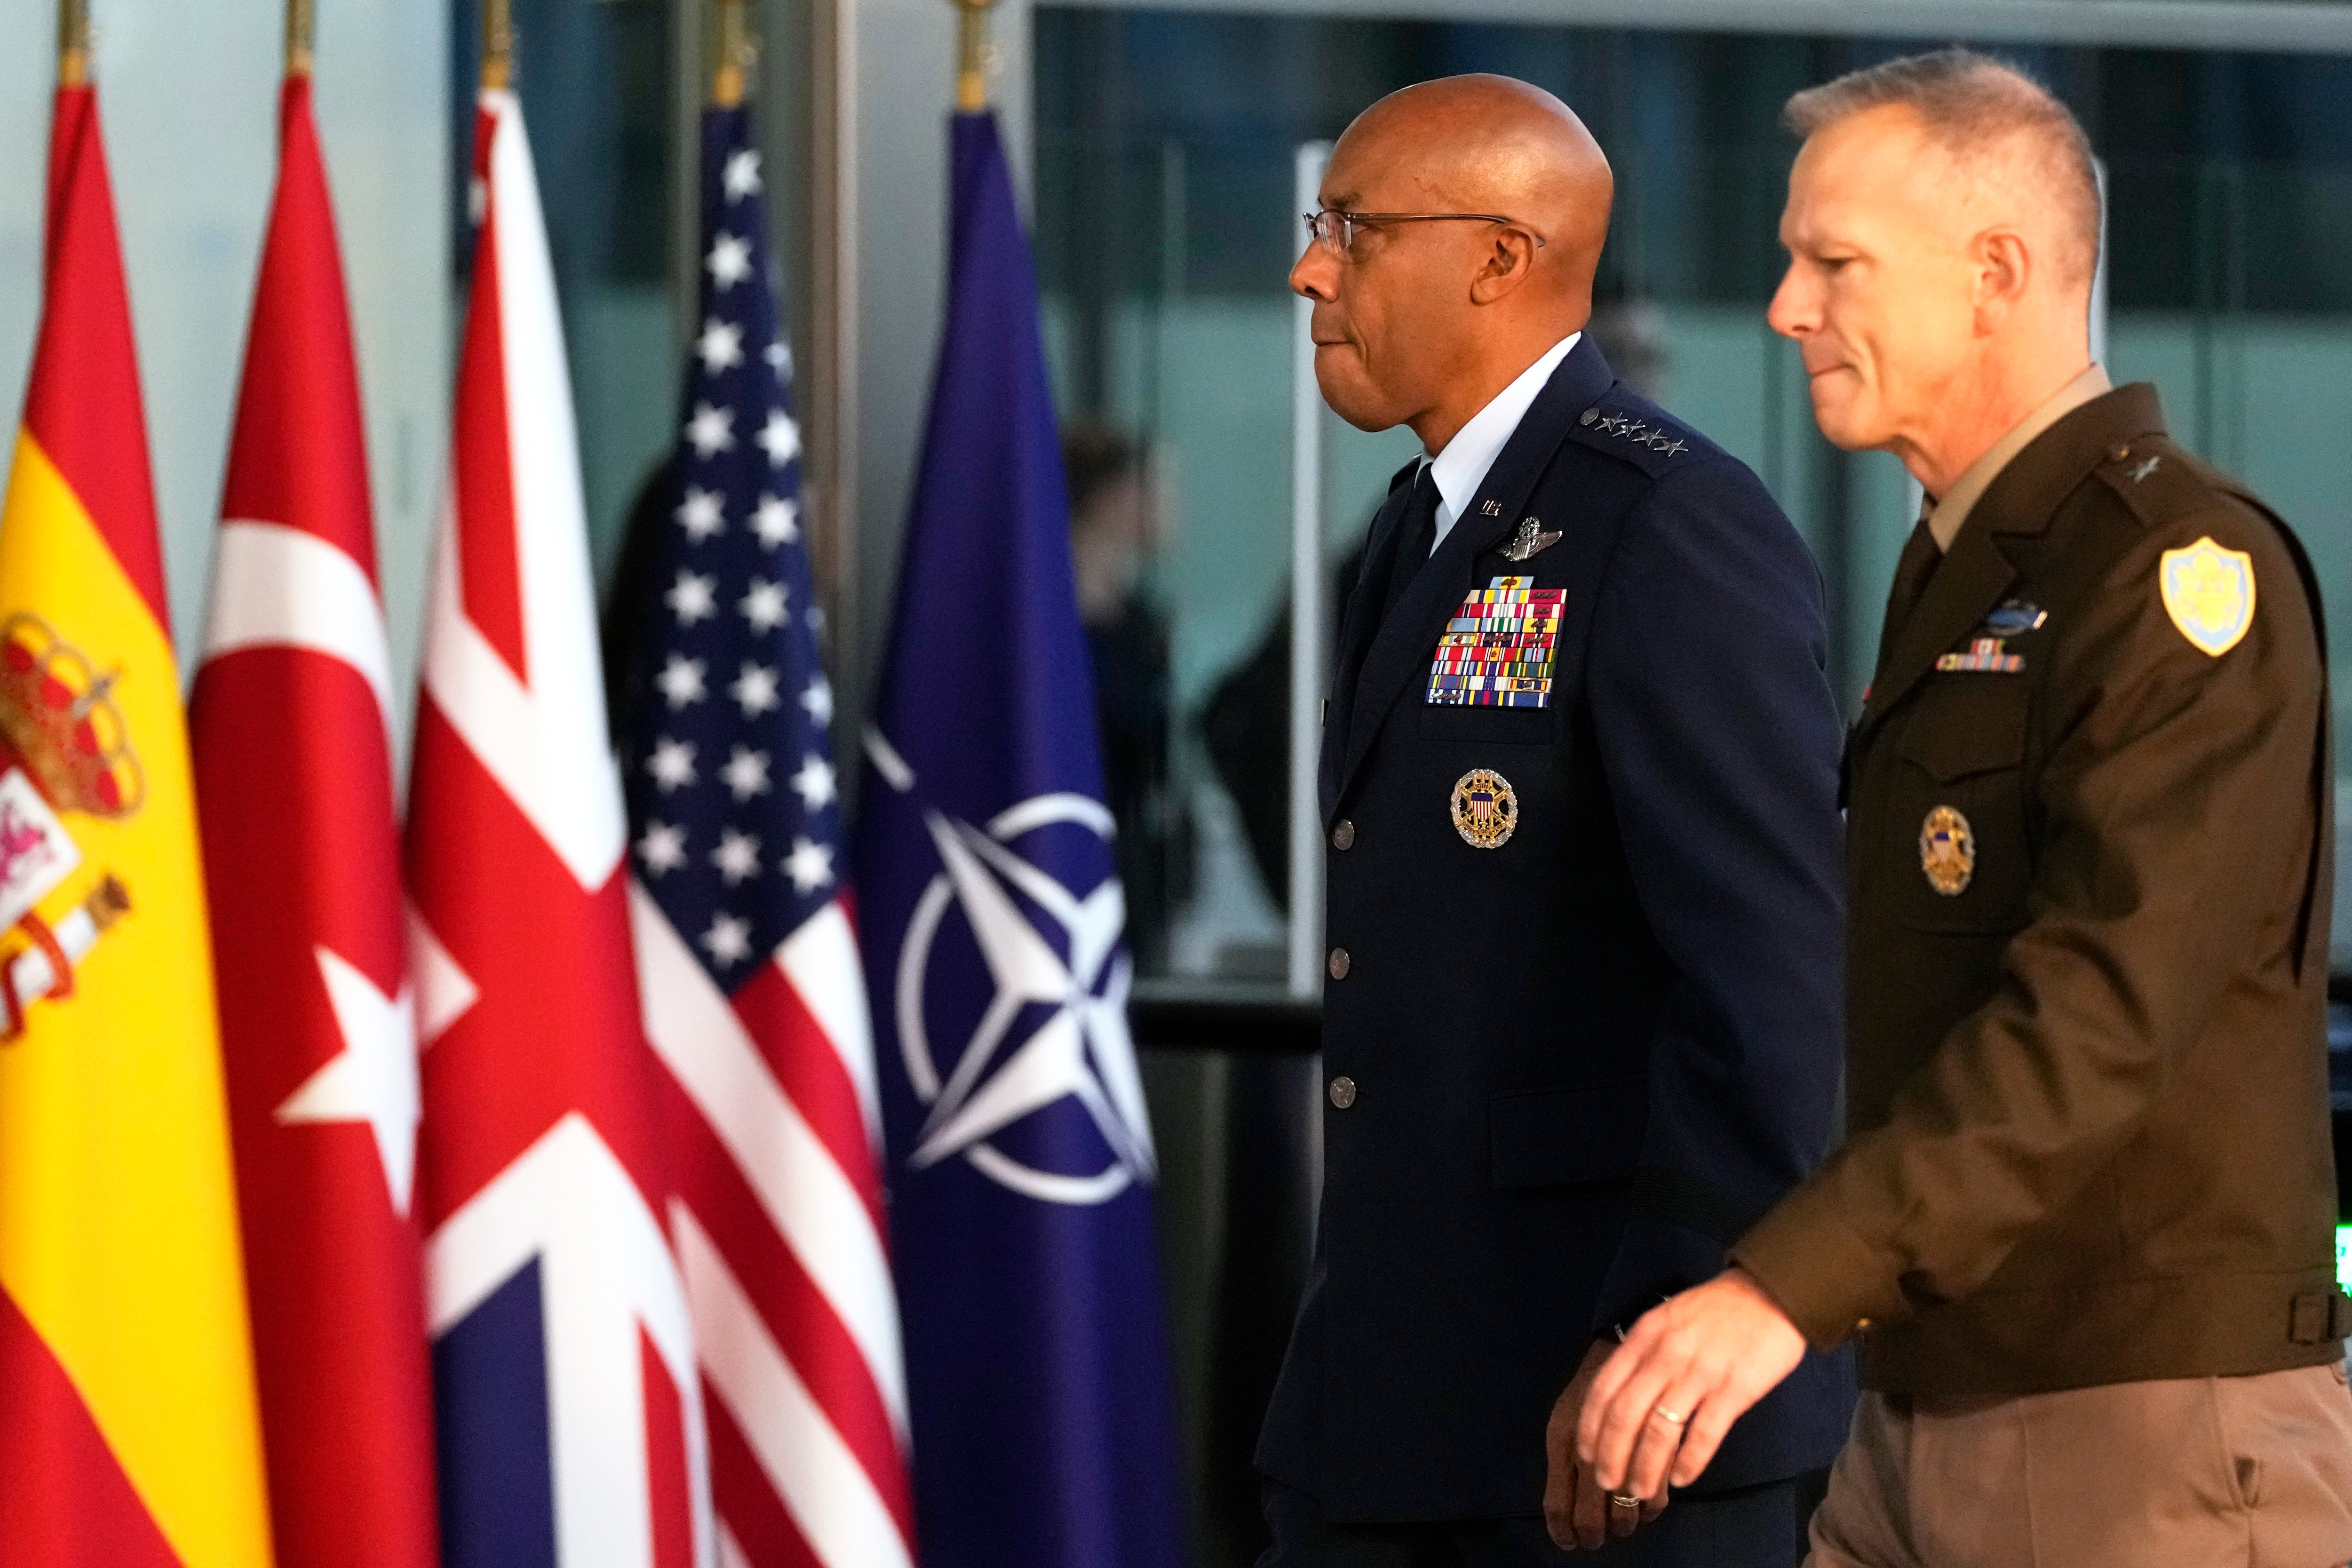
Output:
[712, 0, 754, 108]
[483, 0, 513, 91]
[57, 0, 89, 87]
[953, 0, 996, 111]
[286, 0, 314, 78]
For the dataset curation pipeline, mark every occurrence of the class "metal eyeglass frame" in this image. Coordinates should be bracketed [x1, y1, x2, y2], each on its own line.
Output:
[1302, 209, 1548, 255]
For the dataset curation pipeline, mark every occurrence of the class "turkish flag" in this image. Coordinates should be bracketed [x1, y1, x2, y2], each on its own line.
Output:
[191, 72, 439, 1568]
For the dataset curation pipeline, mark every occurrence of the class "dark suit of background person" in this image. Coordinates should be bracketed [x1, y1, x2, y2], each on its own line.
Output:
[1254, 328, 1856, 1566]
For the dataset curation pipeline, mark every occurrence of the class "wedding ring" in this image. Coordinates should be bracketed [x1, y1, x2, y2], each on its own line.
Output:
[1651, 1406, 1688, 1425]
[1609, 1492, 1642, 1509]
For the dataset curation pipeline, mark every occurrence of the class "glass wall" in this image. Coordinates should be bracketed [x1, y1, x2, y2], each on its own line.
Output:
[0, 1, 447, 723]
[1032, 13, 2352, 987]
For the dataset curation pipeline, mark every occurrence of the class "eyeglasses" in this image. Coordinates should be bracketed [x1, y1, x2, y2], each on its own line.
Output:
[1302, 209, 1547, 257]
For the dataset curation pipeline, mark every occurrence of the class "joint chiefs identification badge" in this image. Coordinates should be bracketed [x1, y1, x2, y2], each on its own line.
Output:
[2159, 536, 2256, 658]
[1919, 805, 1975, 896]
[1450, 768, 1518, 849]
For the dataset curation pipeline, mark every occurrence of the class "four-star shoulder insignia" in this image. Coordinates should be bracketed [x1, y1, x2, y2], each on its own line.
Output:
[1579, 407, 1688, 459]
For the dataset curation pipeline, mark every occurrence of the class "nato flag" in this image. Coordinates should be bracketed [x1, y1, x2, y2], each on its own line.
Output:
[854, 111, 1187, 1568]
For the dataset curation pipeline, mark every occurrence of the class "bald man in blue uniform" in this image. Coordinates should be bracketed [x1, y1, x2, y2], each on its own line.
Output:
[1256, 74, 1854, 1566]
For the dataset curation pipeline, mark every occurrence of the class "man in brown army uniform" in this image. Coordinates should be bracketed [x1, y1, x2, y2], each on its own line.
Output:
[1568, 49, 2352, 1566]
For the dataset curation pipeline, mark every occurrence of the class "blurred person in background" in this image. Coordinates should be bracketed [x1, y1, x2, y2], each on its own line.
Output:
[1261, 72, 1853, 1566]
[1578, 50, 2352, 1568]
[602, 461, 674, 741]
[1201, 537, 1358, 919]
[1065, 419, 1184, 971]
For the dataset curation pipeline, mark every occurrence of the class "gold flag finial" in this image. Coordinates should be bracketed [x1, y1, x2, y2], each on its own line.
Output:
[483, 0, 514, 91]
[953, 0, 998, 112]
[712, 0, 755, 108]
[286, 0, 315, 78]
[58, 0, 90, 87]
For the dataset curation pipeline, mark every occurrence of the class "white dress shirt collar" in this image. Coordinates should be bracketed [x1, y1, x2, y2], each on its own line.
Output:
[1422, 332, 1582, 553]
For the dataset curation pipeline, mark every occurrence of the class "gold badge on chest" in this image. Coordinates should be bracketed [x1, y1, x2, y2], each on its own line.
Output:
[1451, 768, 1518, 849]
[1919, 805, 1975, 896]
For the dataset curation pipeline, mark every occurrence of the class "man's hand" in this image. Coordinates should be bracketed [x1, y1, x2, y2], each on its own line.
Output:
[1544, 1338, 1666, 1549]
[1574, 1269, 1807, 1503]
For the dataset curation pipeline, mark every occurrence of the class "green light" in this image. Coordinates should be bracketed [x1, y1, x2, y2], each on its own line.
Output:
[2339, 1226, 2352, 1295]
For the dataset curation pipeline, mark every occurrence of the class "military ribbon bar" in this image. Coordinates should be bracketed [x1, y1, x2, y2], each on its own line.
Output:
[1934, 636, 2025, 674]
[1427, 575, 1566, 708]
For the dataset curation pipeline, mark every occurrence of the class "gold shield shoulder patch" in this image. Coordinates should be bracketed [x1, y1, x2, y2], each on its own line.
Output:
[1451, 769, 1517, 849]
[1919, 805, 1974, 896]
[2159, 536, 2256, 658]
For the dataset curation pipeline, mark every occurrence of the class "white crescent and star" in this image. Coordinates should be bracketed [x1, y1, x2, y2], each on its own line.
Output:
[200, 523, 426, 1219]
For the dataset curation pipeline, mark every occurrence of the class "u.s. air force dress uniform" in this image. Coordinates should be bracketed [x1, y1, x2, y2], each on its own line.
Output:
[1731, 377, 2352, 1567]
[1255, 334, 1856, 1565]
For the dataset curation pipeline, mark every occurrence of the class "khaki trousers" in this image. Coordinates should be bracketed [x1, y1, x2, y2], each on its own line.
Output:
[1806, 1364, 2352, 1568]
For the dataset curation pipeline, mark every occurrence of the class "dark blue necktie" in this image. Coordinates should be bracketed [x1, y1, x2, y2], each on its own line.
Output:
[1379, 464, 1443, 627]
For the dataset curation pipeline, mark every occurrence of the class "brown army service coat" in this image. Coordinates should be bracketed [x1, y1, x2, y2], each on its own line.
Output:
[1735, 382, 2346, 1396]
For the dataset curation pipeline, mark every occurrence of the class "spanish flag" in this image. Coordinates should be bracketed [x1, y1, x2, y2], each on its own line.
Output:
[0, 62, 275, 1568]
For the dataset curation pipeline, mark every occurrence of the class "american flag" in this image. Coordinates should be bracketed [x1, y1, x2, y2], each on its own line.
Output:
[618, 104, 914, 1568]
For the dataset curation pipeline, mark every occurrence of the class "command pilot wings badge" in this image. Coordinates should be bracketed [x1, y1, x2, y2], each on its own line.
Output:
[2159, 536, 2256, 657]
[1500, 516, 1562, 561]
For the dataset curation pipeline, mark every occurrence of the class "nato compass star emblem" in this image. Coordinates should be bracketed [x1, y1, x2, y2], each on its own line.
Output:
[890, 789, 1156, 1206]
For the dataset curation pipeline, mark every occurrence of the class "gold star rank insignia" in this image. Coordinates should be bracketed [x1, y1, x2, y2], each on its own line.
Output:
[2159, 536, 2256, 657]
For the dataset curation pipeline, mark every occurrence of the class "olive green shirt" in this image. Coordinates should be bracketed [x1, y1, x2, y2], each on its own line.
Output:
[1926, 364, 2111, 553]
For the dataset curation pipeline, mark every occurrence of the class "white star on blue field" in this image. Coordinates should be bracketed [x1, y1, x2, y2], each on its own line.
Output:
[621, 115, 844, 989]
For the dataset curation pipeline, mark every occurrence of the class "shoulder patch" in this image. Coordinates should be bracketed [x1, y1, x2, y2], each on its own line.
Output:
[1569, 403, 1692, 476]
[2159, 535, 2257, 657]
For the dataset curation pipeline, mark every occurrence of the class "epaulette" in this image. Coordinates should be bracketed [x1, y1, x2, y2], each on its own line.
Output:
[2091, 434, 2249, 536]
[1565, 400, 1696, 478]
